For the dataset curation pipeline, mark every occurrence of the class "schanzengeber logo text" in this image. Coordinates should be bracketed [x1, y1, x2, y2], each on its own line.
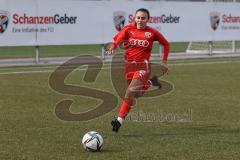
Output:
[12, 13, 77, 24]
[128, 14, 180, 24]
[210, 11, 240, 31]
[113, 11, 181, 32]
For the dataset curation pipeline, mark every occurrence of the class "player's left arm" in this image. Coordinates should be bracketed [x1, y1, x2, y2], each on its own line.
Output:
[154, 30, 170, 75]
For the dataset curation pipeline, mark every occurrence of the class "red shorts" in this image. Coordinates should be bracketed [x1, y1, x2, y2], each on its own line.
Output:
[125, 60, 151, 86]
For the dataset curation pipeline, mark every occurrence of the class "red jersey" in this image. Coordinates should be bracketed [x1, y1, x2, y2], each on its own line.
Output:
[113, 22, 170, 62]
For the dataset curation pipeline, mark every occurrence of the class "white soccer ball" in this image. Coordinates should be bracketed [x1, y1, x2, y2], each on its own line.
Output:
[82, 131, 103, 152]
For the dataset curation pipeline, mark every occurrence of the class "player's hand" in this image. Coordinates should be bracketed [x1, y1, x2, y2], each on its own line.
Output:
[105, 43, 116, 55]
[160, 61, 169, 75]
[106, 48, 114, 55]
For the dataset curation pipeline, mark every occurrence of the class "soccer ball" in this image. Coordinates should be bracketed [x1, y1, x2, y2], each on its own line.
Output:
[82, 131, 103, 152]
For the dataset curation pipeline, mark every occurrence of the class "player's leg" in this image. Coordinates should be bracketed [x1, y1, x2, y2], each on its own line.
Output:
[111, 62, 161, 132]
[119, 77, 144, 116]
[111, 77, 144, 132]
[134, 75, 162, 99]
[150, 75, 162, 89]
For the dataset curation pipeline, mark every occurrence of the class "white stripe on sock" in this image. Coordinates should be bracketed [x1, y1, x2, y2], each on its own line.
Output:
[117, 117, 124, 124]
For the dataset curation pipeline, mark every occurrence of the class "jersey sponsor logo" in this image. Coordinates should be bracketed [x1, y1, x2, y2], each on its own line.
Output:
[129, 38, 150, 47]
[0, 10, 10, 34]
[113, 11, 126, 31]
[210, 12, 220, 31]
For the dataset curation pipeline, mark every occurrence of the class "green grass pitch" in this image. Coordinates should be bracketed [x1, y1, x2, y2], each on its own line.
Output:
[0, 42, 188, 59]
[0, 57, 240, 160]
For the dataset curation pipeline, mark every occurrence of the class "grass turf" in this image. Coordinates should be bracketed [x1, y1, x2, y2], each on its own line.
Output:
[0, 42, 188, 59]
[1, 41, 240, 59]
[0, 58, 240, 159]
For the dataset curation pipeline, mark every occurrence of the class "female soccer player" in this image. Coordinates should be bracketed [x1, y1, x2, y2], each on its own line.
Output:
[107, 8, 170, 132]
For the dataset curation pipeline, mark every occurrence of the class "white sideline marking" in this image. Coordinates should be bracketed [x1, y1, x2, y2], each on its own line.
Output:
[0, 60, 240, 75]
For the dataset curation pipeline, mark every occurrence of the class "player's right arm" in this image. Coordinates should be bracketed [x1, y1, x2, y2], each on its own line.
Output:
[106, 26, 129, 55]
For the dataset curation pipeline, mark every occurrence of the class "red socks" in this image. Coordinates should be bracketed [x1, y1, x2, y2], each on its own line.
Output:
[118, 98, 133, 119]
[117, 80, 152, 120]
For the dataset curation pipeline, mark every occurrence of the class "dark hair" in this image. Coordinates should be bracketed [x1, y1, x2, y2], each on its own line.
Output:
[135, 8, 150, 19]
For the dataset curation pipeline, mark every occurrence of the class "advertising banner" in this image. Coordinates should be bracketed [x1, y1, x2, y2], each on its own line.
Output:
[0, 0, 240, 46]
